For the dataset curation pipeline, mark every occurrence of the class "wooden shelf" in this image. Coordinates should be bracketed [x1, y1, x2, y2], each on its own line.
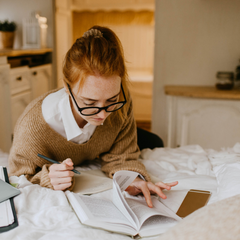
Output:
[165, 85, 240, 100]
[0, 48, 52, 57]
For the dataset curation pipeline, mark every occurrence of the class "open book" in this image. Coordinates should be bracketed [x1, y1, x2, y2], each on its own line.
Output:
[66, 170, 181, 238]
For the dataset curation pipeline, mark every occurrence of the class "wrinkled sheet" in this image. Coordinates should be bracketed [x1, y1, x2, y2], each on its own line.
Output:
[1, 143, 240, 240]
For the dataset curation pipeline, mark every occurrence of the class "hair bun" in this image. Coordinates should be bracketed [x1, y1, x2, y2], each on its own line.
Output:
[83, 28, 103, 38]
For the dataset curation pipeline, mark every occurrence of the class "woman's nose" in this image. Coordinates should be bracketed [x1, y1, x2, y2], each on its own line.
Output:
[96, 109, 108, 119]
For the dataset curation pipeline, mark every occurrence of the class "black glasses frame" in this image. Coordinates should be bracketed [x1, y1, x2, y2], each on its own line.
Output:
[67, 83, 127, 116]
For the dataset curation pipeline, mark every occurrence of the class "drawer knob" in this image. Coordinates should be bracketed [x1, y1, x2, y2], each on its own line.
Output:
[16, 76, 22, 81]
[33, 71, 37, 76]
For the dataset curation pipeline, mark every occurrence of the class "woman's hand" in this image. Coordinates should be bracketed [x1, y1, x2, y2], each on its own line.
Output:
[48, 158, 75, 191]
[125, 177, 178, 208]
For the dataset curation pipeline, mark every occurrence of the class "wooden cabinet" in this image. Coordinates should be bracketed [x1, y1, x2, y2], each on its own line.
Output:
[9, 66, 31, 95]
[9, 66, 32, 131]
[0, 50, 53, 152]
[165, 86, 240, 150]
[9, 64, 52, 132]
[30, 64, 52, 99]
[0, 59, 12, 152]
[11, 91, 32, 131]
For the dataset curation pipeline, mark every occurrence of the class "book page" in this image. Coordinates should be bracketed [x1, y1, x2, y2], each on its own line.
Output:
[125, 196, 158, 226]
[72, 170, 112, 195]
[125, 194, 181, 228]
[80, 195, 128, 222]
[0, 167, 4, 180]
[0, 201, 14, 227]
[139, 215, 178, 237]
[113, 170, 139, 192]
[112, 171, 181, 236]
[159, 190, 189, 213]
[66, 191, 130, 225]
[66, 171, 140, 232]
[112, 179, 139, 229]
[112, 171, 140, 229]
[66, 191, 139, 236]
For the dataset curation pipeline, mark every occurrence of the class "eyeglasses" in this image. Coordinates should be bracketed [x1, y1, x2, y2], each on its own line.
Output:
[67, 83, 127, 116]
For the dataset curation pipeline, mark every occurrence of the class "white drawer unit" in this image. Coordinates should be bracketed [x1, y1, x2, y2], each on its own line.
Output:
[11, 91, 32, 131]
[0, 50, 53, 152]
[30, 64, 52, 99]
[8, 64, 52, 134]
[167, 96, 240, 150]
[9, 66, 31, 95]
[165, 86, 240, 150]
[9, 66, 32, 132]
[0, 59, 12, 152]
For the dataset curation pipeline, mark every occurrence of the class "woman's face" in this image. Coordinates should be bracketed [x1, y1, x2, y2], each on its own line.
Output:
[70, 74, 121, 126]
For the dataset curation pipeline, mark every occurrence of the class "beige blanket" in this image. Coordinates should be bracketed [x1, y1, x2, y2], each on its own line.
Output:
[157, 194, 240, 240]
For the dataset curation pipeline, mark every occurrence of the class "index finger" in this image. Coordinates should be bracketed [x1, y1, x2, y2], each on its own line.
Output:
[57, 160, 74, 171]
[166, 181, 178, 187]
[155, 181, 178, 189]
[140, 185, 153, 208]
[62, 158, 73, 165]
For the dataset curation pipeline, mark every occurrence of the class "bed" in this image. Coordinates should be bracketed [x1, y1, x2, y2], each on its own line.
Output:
[1, 143, 240, 240]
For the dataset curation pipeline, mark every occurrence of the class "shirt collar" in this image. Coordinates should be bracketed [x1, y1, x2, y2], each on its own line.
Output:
[59, 94, 93, 141]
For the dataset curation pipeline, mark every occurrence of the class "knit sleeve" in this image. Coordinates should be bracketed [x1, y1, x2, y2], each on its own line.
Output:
[9, 152, 75, 191]
[100, 97, 151, 182]
[8, 97, 75, 191]
[9, 153, 54, 189]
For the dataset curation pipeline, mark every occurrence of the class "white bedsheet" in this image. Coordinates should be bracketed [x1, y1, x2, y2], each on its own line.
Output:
[1, 143, 240, 240]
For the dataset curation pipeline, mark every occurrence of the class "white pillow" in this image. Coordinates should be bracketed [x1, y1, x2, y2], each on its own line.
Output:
[213, 162, 240, 201]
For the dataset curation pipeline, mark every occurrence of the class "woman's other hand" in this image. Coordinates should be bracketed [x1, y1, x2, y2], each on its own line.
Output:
[125, 177, 178, 208]
[48, 158, 75, 190]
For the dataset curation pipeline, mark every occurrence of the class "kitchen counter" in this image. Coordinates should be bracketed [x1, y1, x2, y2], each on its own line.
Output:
[165, 85, 240, 100]
[0, 48, 52, 57]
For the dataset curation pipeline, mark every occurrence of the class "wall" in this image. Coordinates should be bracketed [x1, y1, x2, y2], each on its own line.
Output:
[152, 0, 240, 144]
[0, 0, 54, 49]
[72, 11, 154, 72]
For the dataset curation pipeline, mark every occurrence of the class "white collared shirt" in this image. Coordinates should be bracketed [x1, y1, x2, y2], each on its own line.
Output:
[42, 88, 96, 144]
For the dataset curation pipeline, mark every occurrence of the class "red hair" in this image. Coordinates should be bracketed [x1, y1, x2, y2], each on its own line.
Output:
[62, 25, 130, 119]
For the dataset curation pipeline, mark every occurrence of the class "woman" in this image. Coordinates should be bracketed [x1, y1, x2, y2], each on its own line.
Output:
[9, 26, 177, 207]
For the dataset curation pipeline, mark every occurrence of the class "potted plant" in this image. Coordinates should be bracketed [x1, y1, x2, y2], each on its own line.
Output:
[0, 20, 17, 49]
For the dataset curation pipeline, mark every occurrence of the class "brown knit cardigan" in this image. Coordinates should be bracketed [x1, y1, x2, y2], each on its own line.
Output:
[8, 90, 150, 189]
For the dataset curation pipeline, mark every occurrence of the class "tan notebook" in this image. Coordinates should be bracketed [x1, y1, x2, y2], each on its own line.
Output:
[176, 189, 211, 218]
[72, 169, 113, 195]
